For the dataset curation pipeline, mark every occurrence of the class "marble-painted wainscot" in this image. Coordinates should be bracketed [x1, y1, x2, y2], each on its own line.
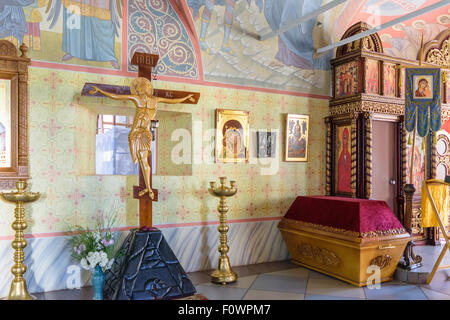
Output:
[0, 219, 289, 297]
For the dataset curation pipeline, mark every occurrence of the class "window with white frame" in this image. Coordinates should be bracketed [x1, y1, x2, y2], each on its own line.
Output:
[95, 114, 156, 175]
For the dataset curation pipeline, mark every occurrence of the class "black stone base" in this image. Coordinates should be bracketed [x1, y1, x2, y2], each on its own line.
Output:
[103, 228, 196, 300]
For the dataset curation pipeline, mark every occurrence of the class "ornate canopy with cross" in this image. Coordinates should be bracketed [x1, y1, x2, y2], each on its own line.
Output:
[81, 52, 200, 228]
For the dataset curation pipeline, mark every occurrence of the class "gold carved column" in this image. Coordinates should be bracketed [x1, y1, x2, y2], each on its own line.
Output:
[350, 113, 358, 198]
[325, 117, 332, 196]
[431, 132, 437, 179]
[364, 112, 373, 199]
[398, 122, 408, 224]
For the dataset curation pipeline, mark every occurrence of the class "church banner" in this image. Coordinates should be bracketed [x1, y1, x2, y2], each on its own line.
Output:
[405, 68, 441, 137]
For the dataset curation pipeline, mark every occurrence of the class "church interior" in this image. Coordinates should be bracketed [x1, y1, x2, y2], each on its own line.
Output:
[0, 0, 449, 303]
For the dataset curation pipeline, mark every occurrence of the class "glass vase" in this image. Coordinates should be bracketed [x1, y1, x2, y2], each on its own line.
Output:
[91, 265, 105, 300]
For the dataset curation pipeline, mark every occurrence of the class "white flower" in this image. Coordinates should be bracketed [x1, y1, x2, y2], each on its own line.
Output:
[80, 258, 90, 270]
[99, 251, 107, 259]
[87, 251, 100, 267]
[99, 251, 108, 268]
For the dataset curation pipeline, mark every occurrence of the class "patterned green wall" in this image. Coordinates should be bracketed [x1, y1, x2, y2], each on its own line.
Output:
[156, 111, 193, 176]
[0, 67, 328, 236]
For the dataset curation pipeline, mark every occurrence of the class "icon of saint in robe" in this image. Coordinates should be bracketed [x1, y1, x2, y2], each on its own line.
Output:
[266, 134, 272, 156]
[407, 143, 425, 191]
[337, 127, 351, 193]
[258, 134, 267, 157]
[288, 121, 306, 158]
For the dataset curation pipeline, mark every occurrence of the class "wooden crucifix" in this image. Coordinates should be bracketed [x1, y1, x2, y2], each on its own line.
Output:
[82, 52, 200, 228]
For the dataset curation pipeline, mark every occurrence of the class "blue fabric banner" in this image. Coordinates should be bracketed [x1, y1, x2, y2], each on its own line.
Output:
[405, 68, 441, 137]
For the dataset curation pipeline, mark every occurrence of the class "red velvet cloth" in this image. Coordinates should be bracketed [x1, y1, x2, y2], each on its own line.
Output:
[284, 196, 404, 233]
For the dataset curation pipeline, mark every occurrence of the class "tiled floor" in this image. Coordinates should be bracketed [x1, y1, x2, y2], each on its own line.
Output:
[26, 256, 450, 300]
[394, 244, 450, 284]
[192, 262, 450, 300]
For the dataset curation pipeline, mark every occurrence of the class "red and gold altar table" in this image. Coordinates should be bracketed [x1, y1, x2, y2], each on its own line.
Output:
[278, 196, 411, 287]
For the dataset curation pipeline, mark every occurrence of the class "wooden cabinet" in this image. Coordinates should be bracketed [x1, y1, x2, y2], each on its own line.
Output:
[326, 23, 450, 244]
[326, 23, 406, 212]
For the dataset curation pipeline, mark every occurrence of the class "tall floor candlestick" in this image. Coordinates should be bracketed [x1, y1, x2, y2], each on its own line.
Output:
[0, 180, 40, 300]
[209, 177, 237, 284]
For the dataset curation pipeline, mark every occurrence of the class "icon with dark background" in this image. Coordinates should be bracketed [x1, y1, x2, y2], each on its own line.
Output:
[257, 131, 276, 158]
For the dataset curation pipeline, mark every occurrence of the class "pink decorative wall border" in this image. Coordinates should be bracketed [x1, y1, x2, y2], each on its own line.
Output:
[0, 216, 282, 241]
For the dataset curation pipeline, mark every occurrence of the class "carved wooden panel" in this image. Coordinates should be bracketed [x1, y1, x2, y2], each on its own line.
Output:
[411, 204, 423, 236]
[370, 255, 392, 269]
[325, 117, 332, 196]
[0, 41, 18, 57]
[336, 22, 383, 58]
[424, 30, 449, 69]
[297, 243, 341, 266]
[364, 112, 373, 199]
[350, 114, 358, 198]
[435, 131, 449, 180]
[0, 41, 30, 189]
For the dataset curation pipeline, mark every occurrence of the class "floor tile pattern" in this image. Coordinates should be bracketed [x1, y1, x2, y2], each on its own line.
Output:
[24, 259, 450, 300]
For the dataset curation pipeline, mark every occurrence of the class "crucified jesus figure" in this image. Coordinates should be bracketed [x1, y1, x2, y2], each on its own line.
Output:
[90, 77, 194, 199]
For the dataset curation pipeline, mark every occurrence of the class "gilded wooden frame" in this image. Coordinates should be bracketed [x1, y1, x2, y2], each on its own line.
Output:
[215, 109, 249, 163]
[285, 114, 309, 162]
[0, 41, 30, 189]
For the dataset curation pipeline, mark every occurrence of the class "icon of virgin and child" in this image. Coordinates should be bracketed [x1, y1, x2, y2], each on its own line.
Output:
[414, 77, 432, 99]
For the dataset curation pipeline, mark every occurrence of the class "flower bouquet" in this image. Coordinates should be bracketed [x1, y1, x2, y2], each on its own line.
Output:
[67, 215, 117, 300]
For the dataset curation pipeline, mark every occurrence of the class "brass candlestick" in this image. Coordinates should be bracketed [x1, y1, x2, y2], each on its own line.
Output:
[209, 177, 237, 285]
[0, 180, 40, 300]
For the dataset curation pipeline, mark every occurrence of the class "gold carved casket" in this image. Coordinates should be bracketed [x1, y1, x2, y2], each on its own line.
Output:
[278, 196, 411, 287]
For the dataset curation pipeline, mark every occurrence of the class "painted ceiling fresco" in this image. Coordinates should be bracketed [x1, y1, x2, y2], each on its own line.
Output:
[345, 0, 449, 60]
[127, 0, 199, 78]
[1, 0, 125, 69]
[186, 0, 335, 95]
[0, 0, 448, 95]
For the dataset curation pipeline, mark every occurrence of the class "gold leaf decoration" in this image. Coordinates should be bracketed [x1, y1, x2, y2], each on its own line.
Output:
[298, 243, 341, 266]
[369, 255, 392, 269]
